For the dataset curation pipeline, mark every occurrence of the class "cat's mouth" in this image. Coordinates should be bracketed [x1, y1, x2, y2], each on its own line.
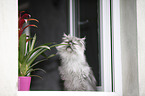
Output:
[66, 46, 73, 51]
[64, 41, 77, 52]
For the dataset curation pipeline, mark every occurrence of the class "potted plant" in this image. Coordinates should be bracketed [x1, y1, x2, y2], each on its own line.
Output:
[18, 11, 59, 91]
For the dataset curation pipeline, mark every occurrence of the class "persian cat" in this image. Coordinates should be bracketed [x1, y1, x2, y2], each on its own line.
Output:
[57, 34, 96, 91]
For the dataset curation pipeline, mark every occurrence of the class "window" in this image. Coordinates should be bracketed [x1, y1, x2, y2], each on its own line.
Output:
[0, 0, 122, 95]
[18, 0, 122, 93]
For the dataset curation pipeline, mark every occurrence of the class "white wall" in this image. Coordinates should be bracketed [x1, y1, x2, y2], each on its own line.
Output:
[137, 0, 145, 96]
[120, 0, 145, 96]
[0, 0, 18, 96]
[120, 0, 139, 96]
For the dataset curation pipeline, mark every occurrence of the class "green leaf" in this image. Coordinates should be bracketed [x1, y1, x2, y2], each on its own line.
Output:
[40, 42, 54, 46]
[18, 60, 21, 76]
[26, 68, 46, 75]
[46, 54, 56, 59]
[19, 34, 26, 62]
[28, 54, 56, 70]
[49, 44, 68, 49]
[26, 48, 48, 66]
[19, 63, 28, 76]
[39, 45, 50, 50]
[23, 45, 49, 65]
[29, 75, 43, 80]
[41, 53, 47, 58]
[26, 38, 32, 42]
[18, 33, 64, 77]
[25, 44, 64, 67]
[26, 40, 30, 55]
[30, 34, 36, 52]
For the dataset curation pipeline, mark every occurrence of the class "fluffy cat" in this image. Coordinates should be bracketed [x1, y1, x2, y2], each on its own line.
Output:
[57, 34, 96, 91]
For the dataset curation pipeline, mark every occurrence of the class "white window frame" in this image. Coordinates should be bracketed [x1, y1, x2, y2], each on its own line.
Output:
[101, 0, 122, 94]
[0, 0, 122, 96]
[100, 0, 112, 92]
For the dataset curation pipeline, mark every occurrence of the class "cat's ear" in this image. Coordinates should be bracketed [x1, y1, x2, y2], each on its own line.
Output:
[63, 33, 68, 40]
[63, 33, 68, 37]
[81, 37, 86, 41]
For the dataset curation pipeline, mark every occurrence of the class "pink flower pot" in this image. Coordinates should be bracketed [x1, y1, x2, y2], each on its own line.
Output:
[18, 76, 31, 91]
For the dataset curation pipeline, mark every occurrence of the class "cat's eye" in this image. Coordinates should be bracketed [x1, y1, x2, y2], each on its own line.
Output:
[72, 41, 77, 45]
[72, 42, 77, 45]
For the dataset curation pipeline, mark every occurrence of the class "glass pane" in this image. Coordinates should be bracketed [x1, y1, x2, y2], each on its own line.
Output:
[76, 0, 101, 86]
[19, 0, 68, 91]
[19, 0, 102, 91]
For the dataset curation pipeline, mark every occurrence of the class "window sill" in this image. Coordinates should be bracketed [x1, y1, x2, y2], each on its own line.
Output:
[17, 91, 119, 96]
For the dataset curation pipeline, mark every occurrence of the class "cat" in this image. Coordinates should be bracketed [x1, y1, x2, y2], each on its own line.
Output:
[56, 34, 96, 91]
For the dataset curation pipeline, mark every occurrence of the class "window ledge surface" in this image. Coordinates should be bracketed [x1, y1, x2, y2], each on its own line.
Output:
[18, 91, 119, 96]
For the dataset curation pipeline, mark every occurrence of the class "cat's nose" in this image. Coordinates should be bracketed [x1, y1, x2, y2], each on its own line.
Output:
[68, 41, 72, 45]
[69, 42, 72, 44]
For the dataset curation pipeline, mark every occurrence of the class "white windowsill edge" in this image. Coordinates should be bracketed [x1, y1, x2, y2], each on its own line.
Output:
[18, 91, 120, 96]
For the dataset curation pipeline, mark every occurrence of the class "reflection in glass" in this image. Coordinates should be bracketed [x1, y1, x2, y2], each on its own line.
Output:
[19, 0, 101, 91]
[76, 0, 101, 87]
[19, 0, 68, 91]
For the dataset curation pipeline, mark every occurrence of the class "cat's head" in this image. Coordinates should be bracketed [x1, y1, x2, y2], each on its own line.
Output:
[57, 34, 86, 54]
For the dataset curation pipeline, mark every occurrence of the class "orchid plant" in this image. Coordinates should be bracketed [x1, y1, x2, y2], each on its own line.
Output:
[18, 11, 59, 78]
